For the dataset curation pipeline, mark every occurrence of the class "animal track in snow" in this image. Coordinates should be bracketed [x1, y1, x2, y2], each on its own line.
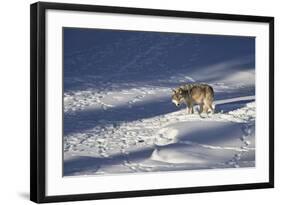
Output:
[225, 122, 255, 168]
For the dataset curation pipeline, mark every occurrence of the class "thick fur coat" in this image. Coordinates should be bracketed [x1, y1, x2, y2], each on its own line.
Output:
[172, 83, 214, 114]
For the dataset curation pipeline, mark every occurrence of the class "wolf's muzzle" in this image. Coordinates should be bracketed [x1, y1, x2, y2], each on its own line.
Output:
[172, 100, 180, 107]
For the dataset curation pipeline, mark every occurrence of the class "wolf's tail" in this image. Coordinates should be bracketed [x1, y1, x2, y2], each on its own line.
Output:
[209, 85, 215, 99]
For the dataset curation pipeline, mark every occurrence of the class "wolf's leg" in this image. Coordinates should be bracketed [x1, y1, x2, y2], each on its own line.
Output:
[203, 105, 208, 113]
[186, 102, 192, 114]
[187, 106, 192, 114]
[199, 104, 208, 118]
[199, 104, 203, 114]
[190, 104, 194, 114]
[204, 99, 214, 114]
[186, 105, 190, 114]
[208, 102, 214, 114]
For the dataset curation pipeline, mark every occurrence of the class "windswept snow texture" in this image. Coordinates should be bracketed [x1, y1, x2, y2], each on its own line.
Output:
[63, 28, 255, 176]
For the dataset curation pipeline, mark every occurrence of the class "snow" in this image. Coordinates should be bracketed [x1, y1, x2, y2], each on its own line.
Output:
[63, 29, 255, 176]
[64, 98, 255, 176]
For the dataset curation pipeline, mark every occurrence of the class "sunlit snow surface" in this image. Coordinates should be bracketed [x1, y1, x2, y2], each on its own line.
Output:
[63, 28, 255, 176]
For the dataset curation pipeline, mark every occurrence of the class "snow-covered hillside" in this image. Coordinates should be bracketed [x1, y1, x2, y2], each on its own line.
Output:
[63, 28, 255, 176]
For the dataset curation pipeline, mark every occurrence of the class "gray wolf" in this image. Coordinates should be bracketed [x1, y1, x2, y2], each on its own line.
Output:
[172, 83, 214, 114]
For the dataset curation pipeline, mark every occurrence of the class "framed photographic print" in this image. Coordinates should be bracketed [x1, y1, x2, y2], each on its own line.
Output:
[30, 1, 274, 203]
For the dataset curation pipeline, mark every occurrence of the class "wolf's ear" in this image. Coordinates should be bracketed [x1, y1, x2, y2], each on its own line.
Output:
[172, 89, 176, 93]
[178, 88, 183, 94]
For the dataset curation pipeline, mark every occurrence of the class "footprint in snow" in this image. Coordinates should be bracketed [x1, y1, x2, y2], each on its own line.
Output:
[226, 123, 253, 168]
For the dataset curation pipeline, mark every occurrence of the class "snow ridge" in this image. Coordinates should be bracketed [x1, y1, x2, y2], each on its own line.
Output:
[64, 99, 255, 175]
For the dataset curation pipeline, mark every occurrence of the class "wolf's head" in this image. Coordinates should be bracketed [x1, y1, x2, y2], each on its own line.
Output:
[171, 88, 185, 107]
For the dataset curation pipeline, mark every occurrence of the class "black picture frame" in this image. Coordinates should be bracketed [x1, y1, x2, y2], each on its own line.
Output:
[30, 1, 274, 203]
